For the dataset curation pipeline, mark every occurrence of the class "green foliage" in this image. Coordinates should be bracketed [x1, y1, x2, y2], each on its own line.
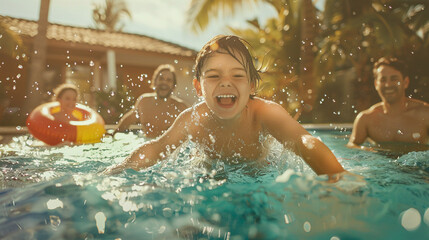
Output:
[0, 18, 27, 59]
[186, 0, 429, 121]
[95, 85, 135, 124]
[317, 0, 428, 100]
[187, 0, 263, 32]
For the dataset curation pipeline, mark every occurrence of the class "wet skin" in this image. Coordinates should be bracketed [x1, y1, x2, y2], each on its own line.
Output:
[348, 65, 429, 150]
[105, 50, 345, 176]
[113, 69, 187, 138]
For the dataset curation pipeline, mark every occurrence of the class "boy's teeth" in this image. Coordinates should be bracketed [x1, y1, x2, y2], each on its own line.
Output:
[216, 95, 236, 105]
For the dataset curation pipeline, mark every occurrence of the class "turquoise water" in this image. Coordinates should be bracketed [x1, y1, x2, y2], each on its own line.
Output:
[0, 130, 428, 239]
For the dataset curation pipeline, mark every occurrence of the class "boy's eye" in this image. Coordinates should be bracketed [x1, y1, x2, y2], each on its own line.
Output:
[233, 74, 245, 78]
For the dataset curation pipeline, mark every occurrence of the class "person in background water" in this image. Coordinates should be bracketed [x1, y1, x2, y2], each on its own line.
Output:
[110, 64, 188, 138]
[104, 35, 345, 176]
[347, 57, 429, 153]
[51, 83, 81, 122]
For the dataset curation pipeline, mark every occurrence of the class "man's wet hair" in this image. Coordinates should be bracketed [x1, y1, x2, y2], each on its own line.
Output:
[194, 35, 261, 92]
[53, 83, 79, 101]
[152, 64, 177, 88]
[373, 57, 409, 78]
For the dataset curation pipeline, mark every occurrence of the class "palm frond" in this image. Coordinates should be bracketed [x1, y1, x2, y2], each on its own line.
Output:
[92, 0, 132, 32]
[0, 20, 27, 59]
[186, 0, 262, 32]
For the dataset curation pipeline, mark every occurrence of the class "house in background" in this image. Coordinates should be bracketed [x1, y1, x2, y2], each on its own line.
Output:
[0, 15, 198, 125]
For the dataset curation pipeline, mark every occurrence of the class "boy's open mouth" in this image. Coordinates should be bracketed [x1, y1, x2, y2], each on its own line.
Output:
[216, 94, 237, 107]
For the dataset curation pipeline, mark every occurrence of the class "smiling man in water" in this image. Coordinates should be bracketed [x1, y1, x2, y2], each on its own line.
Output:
[110, 64, 188, 138]
[348, 57, 429, 152]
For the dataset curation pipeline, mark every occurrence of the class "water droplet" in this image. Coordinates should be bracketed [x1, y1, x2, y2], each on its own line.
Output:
[423, 208, 429, 226]
[412, 133, 421, 139]
[303, 221, 311, 232]
[401, 208, 421, 231]
[283, 24, 290, 31]
[49, 215, 61, 228]
[47, 198, 63, 210]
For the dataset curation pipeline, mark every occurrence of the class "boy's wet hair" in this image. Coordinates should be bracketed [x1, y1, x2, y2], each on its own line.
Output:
[151, 64, 177, 88]
[194, 35, 261, 94]
[373, 57, 409, 78]
[53, 83, 79, 101]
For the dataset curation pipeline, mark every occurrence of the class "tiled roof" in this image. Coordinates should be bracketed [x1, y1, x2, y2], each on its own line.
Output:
[1, 15, 196, 57]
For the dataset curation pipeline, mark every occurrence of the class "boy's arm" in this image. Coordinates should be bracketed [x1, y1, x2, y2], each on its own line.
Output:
[259, 101, 344, 175]
[103, 109, 190, 175]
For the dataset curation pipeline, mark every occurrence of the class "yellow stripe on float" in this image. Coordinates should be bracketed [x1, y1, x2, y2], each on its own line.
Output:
[76, 123, 106, 144]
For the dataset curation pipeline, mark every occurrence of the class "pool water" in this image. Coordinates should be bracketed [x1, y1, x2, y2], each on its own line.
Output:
[0, 130, 428, 239]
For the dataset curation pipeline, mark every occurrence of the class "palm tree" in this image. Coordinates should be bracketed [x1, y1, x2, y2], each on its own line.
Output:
[24, 0, 51, 113]
[92, 0, 132, 32]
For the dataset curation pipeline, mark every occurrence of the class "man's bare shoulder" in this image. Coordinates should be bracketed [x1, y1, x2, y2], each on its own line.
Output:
[138, 92, 157, 99]
[135, 93, 157, 104]
[406, 99, 429, 122]
[169, 95, 186, 103]
[359, 103, 383, 117]
[169, 95, 189, 108]
[407, 98, 429, 111]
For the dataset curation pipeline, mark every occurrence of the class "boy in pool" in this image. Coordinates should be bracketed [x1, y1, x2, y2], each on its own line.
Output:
[105, 35, 345, 176]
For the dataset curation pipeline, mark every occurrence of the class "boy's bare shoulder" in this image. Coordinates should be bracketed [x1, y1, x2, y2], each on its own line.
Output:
[190, 101, 209, 115]
[249, 97, 292, 122]
[250, 97, 279, 108]
[176, 106, 194, 120]
[177, 102, 205, 126]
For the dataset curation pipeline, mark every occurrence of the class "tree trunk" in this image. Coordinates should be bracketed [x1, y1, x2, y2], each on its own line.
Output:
[24, 0, 50, 114]
[299, 0, 318, 118]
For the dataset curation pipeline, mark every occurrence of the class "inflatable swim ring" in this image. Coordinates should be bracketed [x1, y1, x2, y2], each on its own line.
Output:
[26, 102, 105, 145]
